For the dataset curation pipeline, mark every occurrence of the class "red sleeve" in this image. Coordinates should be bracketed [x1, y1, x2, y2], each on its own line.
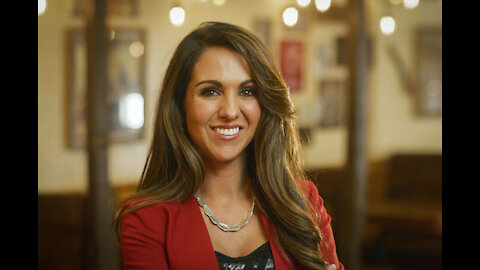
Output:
[120, 203, 171, 270]
[300, 180, 344, 270]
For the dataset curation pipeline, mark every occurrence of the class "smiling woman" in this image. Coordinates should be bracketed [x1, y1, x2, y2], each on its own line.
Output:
[114, 22, 343, 270]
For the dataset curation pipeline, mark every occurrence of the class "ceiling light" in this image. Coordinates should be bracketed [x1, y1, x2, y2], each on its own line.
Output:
[170, 6, 185, 26]
[315, 0, 331, 12]
[283, 7, 298, 27]
[403, 0, 419, 9]
[380, 16, 395, 35]
[297, 0, 311, 7]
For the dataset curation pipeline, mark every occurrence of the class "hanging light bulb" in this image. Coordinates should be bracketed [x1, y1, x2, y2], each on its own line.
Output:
[129, 41, 145, 58]
[297, 0, 311, 7]
[212, 0, 226, 6]
[315, 0, 331, 12]
[170, 6, 185, 26]
[38, 0, 47, 16]
[283, 7, 298, 27]
[403, 0, 419, 9]
[380, 16, 395, 35]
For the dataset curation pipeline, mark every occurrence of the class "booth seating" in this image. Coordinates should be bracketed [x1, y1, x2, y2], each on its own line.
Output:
[362, 154, 442, 270]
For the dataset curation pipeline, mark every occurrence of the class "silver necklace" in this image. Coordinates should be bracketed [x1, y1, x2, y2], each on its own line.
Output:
[194, 193, 255, 232]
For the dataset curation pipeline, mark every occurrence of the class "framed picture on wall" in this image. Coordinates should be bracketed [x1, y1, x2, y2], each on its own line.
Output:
[280, 41, 304, 93]
[318, 80, 346, 128]
[66, 28, 146, 149]
[314, 42, 335, 77]
[415, 27, 442, 117]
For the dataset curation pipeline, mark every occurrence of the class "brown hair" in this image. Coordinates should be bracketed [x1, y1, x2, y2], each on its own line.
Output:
[113, 22, 328, 269]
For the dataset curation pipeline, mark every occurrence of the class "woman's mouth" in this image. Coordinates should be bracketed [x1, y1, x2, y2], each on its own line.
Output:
[214, 127, 240, 136]
[210, 125, 242, 140]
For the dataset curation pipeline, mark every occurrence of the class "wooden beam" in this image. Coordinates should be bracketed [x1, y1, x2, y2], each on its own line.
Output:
[83, 0, 120, 269]
[336, 0, 368, 269]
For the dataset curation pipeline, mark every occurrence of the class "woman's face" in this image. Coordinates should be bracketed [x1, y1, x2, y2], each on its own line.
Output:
[184, 46, 261, 164]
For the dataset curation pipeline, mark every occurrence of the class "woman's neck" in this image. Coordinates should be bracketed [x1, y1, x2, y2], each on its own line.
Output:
[198, 154, 252, 203]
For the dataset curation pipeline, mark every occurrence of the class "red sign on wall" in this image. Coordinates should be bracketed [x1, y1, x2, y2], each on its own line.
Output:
[280, 41, 303, 93]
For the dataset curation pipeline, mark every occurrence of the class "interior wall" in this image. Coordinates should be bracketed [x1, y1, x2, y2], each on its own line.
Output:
[38, 0, 442, 193]
[366, 0, 442, 160]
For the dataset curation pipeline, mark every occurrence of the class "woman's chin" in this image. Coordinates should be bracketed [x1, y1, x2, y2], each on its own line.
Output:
[206, 150, 246, 164]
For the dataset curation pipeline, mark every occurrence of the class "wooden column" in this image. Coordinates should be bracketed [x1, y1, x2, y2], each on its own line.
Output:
[314, 1, 368, 268]
[337, 0, 369, 269]
[83, 0, 120, 269]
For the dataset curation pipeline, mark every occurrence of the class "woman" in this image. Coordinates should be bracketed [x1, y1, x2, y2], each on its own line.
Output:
[114, 22, 343, 270]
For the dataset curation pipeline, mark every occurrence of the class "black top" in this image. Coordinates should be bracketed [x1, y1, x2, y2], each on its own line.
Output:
[215, 241, 275, 270]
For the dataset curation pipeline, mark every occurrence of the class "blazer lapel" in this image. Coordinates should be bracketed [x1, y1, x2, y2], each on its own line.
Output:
[173, 195, 219, 270]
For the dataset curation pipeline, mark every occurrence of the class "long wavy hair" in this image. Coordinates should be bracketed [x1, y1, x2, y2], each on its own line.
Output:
[113, 21, 328, 269]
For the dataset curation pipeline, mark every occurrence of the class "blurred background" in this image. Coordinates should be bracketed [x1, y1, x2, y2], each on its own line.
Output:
[38, 0, 442, 269]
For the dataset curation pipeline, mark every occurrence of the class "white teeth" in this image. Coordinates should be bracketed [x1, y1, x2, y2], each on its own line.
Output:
[214, 127, 240, 136]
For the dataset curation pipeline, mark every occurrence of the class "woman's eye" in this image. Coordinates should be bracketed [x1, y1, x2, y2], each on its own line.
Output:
[240, 88, 256, 97]
[200, 88, 220, 96]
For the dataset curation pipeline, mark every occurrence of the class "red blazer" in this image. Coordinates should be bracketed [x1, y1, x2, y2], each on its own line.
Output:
[121, 179, 344, 270]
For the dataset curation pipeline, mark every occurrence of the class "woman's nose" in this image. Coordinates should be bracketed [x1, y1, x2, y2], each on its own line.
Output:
[218, 95, 239, 120]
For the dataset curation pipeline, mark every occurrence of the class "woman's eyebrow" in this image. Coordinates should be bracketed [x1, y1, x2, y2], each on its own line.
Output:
[240, 79, 255, 87]
[194, 80, 222, 87]
[194, 79, 255, 88]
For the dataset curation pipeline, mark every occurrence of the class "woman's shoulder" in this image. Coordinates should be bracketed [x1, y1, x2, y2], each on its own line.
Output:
[119, 197, 187, 241]
[295, 178, 327, 211]
[121, 197, 183, 222]
[295, 178, 321, 198]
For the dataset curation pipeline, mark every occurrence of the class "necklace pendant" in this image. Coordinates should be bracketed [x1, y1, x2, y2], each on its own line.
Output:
[194, 193, 255, 233]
